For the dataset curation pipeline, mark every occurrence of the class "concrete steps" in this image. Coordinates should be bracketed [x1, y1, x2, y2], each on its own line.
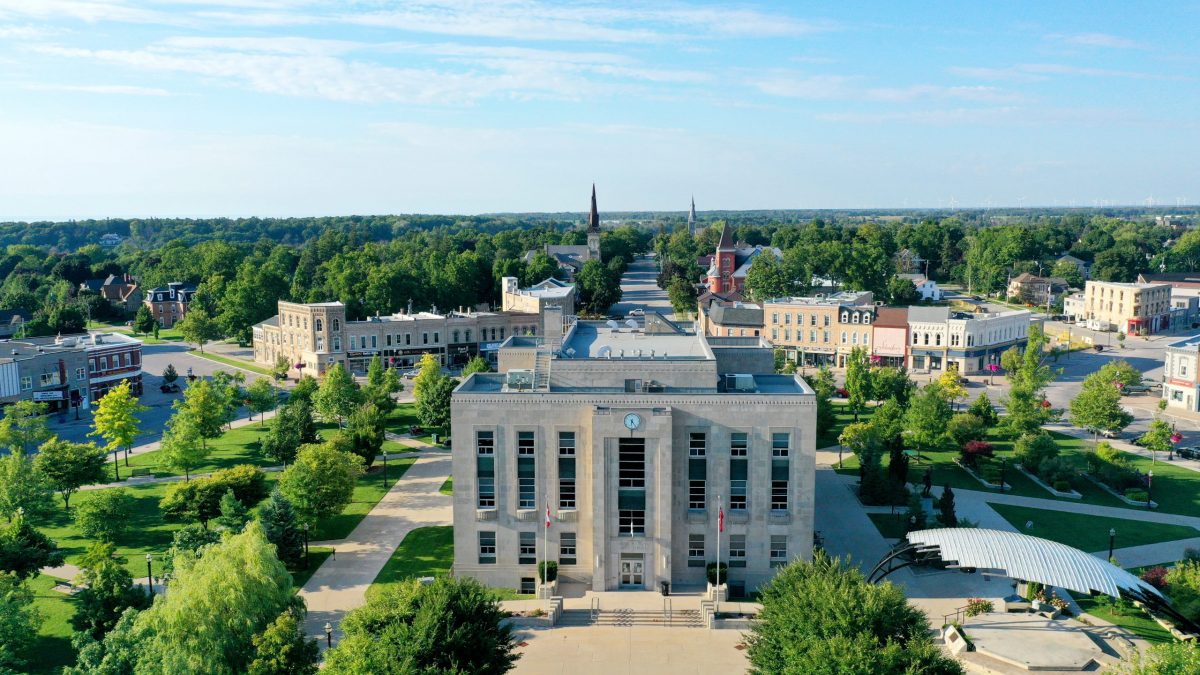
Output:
[557, 608, 704, 628]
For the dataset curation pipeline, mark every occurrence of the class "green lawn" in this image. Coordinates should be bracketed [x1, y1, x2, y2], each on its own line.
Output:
[440, 476, 453, 495]
[818, 402, 876, 449]
[867, 512, 909, 540]
[309, 458, 416, 541]
[368, 526, 531, 602]
[1073, 594, 1175, 644]
[124, 424, 279, 479]
[191, 350, 273, 376]
[291, 546, 334, 589]
[386, 402, 446, 443]
[26, 574, 80, 674]
[988, 503, 1200, 553]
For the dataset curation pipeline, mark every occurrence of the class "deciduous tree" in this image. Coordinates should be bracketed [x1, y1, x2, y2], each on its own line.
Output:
[245, 378, 277, 425]
[32, 439, 108, 509]
[70, 543, 149, 640]
[90, 381, 148, 477]
[0, 450, 55, 523]
[176, 307, 221, 352]
[0, 400, 50, 454]
[0, 512, 64, 578]
[261, 399, 318, 467]
[904, 384, 953, 455]
[313, 362, 360, 427]
[278, 443, 363, 526]
[0, 571, 40, 673]
[1070, 371, 1134, 445]
[844, 347, 871, 422]
[247, 608, 319, 675]
[74, 489, 135, 543]
[159, 412, 210, 481]
[174, 379, 226, 449]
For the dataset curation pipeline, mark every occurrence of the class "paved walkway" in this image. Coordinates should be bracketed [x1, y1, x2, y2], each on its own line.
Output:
[1045, 422, 1200, 474]
[298, 451, 452, 648]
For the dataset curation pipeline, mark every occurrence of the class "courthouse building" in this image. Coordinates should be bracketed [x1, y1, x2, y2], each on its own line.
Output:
[450, 313, 815, 597]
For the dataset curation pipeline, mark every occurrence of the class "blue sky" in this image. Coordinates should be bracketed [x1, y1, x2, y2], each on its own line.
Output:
[0, 1, 1197, 219]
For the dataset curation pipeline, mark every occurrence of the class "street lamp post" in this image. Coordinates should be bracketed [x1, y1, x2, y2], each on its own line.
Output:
[999, 458, 1006, 492]
[1108, 528, 1116, 561]
[145, 554, 154, 598]
[1147, 470, 1154, 509]
[382, 448, 388, 490]
[324, 622, 333, 649]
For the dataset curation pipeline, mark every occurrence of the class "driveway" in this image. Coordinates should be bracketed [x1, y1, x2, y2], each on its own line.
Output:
[610, 255, 673, 319]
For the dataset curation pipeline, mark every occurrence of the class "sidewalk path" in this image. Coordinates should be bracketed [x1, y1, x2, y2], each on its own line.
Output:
[1045, 423, 1200, 474]
[298, 451, 452, 648]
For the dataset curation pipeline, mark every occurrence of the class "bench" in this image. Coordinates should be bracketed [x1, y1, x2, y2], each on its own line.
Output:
[130, 467, 155, 478]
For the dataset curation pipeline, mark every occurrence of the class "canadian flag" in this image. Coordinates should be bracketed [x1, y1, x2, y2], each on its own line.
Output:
[718, 503, 725, 533]
[545, 502, 553, 528]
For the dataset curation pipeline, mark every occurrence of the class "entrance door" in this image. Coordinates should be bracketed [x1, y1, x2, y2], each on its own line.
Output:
[619, 554, 644, 588]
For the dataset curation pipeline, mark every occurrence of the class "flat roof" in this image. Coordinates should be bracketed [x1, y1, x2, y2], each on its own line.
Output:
[454, 372, 813, 395]
[560, 321, 709, 359]
[1166, 334, 1200, 350]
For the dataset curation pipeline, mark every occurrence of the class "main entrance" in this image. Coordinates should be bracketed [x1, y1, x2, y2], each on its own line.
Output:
[619, 553, 645, 588]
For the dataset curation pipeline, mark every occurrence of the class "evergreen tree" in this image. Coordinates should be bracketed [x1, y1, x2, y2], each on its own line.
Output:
[257, 492, 305, 568]
[215, 489, 250, 533]
[937, 484, 958, 527]
[0, 512, 64, 578]
[162, 363, 179, 384]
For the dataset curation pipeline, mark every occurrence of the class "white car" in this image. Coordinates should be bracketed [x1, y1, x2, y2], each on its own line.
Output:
[628, 309, 645, 317]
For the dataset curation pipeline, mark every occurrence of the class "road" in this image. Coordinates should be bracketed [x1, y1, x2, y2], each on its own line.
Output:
[46, 341, 272, 448]
[609, 254, 673, 319]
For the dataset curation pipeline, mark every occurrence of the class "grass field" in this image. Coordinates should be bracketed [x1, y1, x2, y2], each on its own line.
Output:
[867, 512, 909, 540]
[1073, 594, 1175, 644]
[368, 526, 531, 602]
[440, 476, 453, 495]
[988, 503, 1200, 553]
[125, 424, 279, 478]
[309, 458, 416, 541]
[26, 574, 80, 674]
[817, 401, 876, 449]
[191, 350, 273, 376]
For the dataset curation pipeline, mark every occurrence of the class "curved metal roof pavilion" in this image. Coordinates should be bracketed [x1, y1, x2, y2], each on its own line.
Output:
[904, 529, 1158, 598]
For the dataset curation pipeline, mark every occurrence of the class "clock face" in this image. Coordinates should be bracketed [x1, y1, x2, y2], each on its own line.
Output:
[623, 413, 641, 430]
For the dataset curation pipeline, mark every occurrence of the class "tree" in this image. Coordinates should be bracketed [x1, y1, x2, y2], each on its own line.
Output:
[313, 362, 360, 427]
[162, 363, 179, 384]
[1114, 641, 1200, 674]
[576, 258, 622, 314]
[746, 551, 962, 675]
[806, 367, 837, 437]
[0, 400, 50, 454]
[744, 254, 792, 302]
[411, 352, 442, 402]
[1013, 432, 1059, 473]
[843, 347, 871, 422]
[324, 576, 519, 675]
[904, 384, 953, 454]
[75, 489, 135, 543]
[272, 355, 292, 381]
[174, 379, 227, 449]
[0, 450, 55, 523]
[247, 608, 319, 675]
[886, 276, 920, 305]
[1050, 260, 1084, 289]
[65, 607, 142, 675]
[937, 370, 967, 409]
[1099, 360, 1143, 388]
[257, 492, 305, 568]
[1092, 243, 1142, 282]
[278, 443, 364, 525]
[33, 438, 108, 510]
[1070, 371, 1134, 444]
[462, 355, 493, 377]
[341, 402, 385, 468]
[363, 356, 402, 414]
[0, 572, 40, 673]
[160, 464, 268, 527]
[262, 399, 318, 467]
[131, 522, 297, 673]
[132, 305, 157, 334]
[1000, 325, 1056, 436]
[159, 412, 210, 481]
[667, 276, 698, 316]
[210, 370, 247, 430]
[937, 484, 958, 527]
[215, 489, 250, 533]
[90, 381, 148, 477]
[176, 307, 221, 352]
[870, 366, 913, 405]
[0, 512, 64, 578]
[417, 374, 457, 430]
[290, 375, 318, 403]
[71, 543, 149, 641]
[245, 378, 277, 425]
[946, 413, 986, 448]
[1138, 419, 1174, 464]
[968, 392, 998, 425]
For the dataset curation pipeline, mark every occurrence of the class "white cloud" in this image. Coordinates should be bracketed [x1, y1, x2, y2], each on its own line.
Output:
[948, 62, 1184, 82]
[1054, 32, 1141, 49]
[749, 71, 1019, 103]
[22, 82, 171, 95]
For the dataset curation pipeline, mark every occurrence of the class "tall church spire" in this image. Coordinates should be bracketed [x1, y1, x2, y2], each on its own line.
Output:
[588, 183, 600, 233]
[688, 195, 696, 236]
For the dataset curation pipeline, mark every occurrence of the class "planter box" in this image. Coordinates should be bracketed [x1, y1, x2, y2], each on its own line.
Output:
[712, 617, 755, 630]
[1082, 474, 1158, 508]
[502, 615, 553, 628]
[953, 459, 1011, 491]
[537, 579, 558, 599]
[1015, 464, 1083, 499]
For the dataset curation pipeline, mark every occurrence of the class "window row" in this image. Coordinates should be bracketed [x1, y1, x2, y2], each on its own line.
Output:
[687, 533, 789, 567]
[478, 531, 577, 566]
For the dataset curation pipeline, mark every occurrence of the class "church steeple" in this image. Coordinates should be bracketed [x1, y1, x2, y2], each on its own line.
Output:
[587, 184, 601, 261]
[687, 195, 696, 236]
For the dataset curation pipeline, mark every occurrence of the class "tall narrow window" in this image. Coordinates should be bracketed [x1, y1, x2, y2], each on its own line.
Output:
[517, 431, 536, 510]
[770, 535, 787, 566]
[560, 532, 577, 565]
[558, 431, 576, 509]
[689, 432, 707, 509]
[476, 431, 495, 508]
[688, 533, 705, 566]
[730, 432, 748, 510]
[728, 534, 746, 567]
[519, 531, 536, 564]
[618, 438, 646, 535]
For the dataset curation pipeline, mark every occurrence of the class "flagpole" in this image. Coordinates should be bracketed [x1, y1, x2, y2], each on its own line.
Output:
[544, 494, 549, 591]
[715, 494, 721, 616]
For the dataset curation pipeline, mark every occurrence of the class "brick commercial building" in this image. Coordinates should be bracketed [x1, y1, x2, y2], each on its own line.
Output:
[1083, 280, 1172, 335]
[704, 222, 782, 297]
[697, 299, 763, 338]
[760, 292, 874, 369]
[1162, 335, 1200, 412]
[908, 307, 1035, 374]
[0, 332, 143, 412]
[451, 314, 815, 597]
[253, 282, 569, 377]
[144, 282, 197, 329]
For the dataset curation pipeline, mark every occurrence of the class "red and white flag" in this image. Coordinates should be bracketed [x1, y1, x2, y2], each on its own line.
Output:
[545, 502, 553, 528]
[718, 502, 725, 533]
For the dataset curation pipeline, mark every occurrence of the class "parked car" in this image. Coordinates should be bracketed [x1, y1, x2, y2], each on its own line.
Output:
[628, 308, 645, 317]
[1100, 429, 1123, 439]
[1177, 447, 1199, 460]
[402, 369, 421, 378]
[1122, 384, 1152, 395]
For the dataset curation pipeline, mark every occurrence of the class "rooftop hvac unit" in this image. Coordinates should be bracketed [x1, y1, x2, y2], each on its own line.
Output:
[727, 373, 756, 392]
[505, 369, 534, 390]
[597, 345, 612, 358]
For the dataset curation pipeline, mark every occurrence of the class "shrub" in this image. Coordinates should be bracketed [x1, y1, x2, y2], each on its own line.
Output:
[537, 561, 557, 583]
[965, 598, 993, 617]
[1038, 456, 1076, 488]
[75, 490, 135, 543]
[1140, 566, 1169, 590]
[1166, 561, 1200, 622]
[1125, 489, 1150, 503]
[979, 458, 1003, 485]
[947, 413, 986, 448]
[960, 440, 994, 467]
[1053, 480, 1071, 493]
[161, 464, 269, 524]
[706, 562, 728, 585]
[1185, 548, 1200, 563]
[1014, 432, 1059, 472]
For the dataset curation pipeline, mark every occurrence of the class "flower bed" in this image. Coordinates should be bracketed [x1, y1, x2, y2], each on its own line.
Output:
[1015, 463, 1082, 499]
[953, 458, 1011, 491]
[1082, 473, 1158, 508]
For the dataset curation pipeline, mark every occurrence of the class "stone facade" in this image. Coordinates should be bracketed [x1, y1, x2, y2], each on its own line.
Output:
[1162, 335, 1200, 412]
[1083, 280, 1171, 334]
[0, 332, 142, 411]
[762, 292, 874, 368]
[451, 319, 815, 597]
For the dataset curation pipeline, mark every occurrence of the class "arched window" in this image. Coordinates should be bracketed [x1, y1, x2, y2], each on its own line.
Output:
[841, 311, 848, 323]
[923, 333, 930, 345]
[935, 333, 942, 346]
[315, 319, 323, 332]
[840, 331, 847, 344]
[332, 319, 340, 332]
